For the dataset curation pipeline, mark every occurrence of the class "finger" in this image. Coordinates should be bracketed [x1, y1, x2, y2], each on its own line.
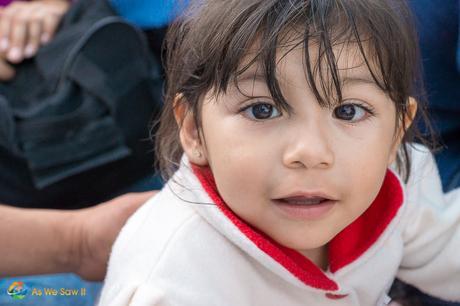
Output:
[24, 13, 43, 58]
[0, 7, 14, 53]
[40, 1, 70, 44]
[7, 12, 29, 63]
[41, 14, 61, 44]
[0, 58, 16, 81]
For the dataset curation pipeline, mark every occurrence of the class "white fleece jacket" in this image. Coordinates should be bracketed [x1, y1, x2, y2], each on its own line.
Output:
[98, 145, 460, 306]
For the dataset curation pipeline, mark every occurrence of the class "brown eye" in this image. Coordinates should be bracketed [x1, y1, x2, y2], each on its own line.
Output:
[333, 104, 367, 122]
[243, 103, 281, 120]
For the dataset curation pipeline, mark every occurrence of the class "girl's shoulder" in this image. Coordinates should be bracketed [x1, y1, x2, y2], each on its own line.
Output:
[403, 143, 443, 200]
[396, 143, 458, 243]
[101, 182, 206, 284]
[395, 145, 460, 299]
[98, 169, 248, 305]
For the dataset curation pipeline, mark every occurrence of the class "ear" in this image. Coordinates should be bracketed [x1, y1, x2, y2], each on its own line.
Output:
[173, 94, 209, 166]
[388, 97, 418, 165]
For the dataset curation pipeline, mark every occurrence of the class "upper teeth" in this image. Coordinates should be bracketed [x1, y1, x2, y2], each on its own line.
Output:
[284, 198, 323, 205]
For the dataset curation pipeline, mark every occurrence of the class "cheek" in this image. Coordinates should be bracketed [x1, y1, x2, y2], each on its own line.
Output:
[210, 150, 274, 224]
[340, 147, 391, 222]
[207, 135, 273, 206]
[352, 160, 388, 199]
[334, 123, 394, 210]
[201, 104, 277, 176]
[335, 117, 396, 167]
[201, 114, 276, 212]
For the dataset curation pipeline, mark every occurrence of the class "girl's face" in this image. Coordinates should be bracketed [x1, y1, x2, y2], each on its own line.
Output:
[179, 43, 413, 262]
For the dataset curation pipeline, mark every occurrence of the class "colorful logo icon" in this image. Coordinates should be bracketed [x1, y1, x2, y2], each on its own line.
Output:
[7, 281, 28, 300]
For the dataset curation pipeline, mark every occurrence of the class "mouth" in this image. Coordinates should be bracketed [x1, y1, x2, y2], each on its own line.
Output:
[275, 196, 330, 205]
[272, 194, 337, 220]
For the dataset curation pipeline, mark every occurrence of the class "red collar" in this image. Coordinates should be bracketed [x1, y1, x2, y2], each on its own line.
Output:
[191, 165, 404, 291]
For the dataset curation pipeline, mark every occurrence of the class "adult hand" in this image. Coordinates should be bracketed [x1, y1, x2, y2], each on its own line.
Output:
[0, 54, 15, 80]
[0, 0, 70, 63]
[68, 191, 157, 281]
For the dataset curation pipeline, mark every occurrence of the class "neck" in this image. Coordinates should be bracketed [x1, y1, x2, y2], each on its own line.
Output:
[299, 245, 328, 271]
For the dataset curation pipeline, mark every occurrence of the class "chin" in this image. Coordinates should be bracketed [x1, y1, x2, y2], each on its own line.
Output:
[277, 235, 329, 251]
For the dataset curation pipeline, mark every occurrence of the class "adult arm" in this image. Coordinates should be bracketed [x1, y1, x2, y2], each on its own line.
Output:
[0, 191, 156, 281]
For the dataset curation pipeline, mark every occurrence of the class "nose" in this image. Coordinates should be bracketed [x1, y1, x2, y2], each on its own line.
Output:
[282, 122, 335, 170]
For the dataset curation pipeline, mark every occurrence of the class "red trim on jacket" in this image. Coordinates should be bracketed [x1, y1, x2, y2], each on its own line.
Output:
[191, 165, 404, 291]
[328, 171, 404, 272]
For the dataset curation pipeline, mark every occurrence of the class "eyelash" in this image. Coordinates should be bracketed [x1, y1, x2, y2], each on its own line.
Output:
[238, 100, 281, 121]
[349, 101, 376, 115]
[338, 101, 376, 123]
[238, 100, 377, 123]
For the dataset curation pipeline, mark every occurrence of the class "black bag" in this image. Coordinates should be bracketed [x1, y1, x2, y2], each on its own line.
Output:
[0, 0, 163, 208]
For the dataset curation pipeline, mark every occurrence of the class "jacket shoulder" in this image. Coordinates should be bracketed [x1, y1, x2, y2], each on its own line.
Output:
[103, 186, 203, 283]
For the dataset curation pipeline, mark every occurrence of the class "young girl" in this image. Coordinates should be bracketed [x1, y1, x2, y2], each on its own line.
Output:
[98, 0, 460, 305]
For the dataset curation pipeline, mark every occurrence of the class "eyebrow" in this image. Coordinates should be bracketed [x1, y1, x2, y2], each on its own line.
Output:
[233, 61, 267, 82]
[236, 66, 377, 83]
[234, 67, 382, 95]
[235, 71, 266, 84]
[341, 75, 378, 87]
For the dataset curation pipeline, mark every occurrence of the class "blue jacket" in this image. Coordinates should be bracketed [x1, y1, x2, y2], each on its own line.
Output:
[110, 0, 189, 29]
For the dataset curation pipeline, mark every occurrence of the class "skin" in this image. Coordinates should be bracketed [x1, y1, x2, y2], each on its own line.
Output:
[177, 42, 416, 269]
[0, 0, 70, 80]
[0, 191, 156, 280]
[0, 54, 14, 80]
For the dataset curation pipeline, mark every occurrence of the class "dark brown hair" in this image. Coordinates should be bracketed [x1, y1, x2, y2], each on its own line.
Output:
[155, 0, 434, 181]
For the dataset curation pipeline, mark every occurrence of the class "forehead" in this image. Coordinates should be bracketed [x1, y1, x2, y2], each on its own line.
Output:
[235, 39, 378, 89]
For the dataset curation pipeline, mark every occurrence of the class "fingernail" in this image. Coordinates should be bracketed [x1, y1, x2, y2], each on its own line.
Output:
[8, 47, 22, 62]
[41, 33, 50, 44]
[24, 44, 36, 58]
[0, 38, 9, 51]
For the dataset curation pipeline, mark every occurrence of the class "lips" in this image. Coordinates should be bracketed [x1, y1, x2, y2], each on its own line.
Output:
[276, 196, 328, 205]
[272, 193, 337, 220]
